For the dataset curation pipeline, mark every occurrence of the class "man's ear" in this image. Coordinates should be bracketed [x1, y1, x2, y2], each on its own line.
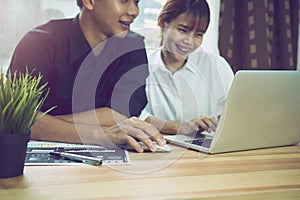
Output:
[82, 0, 94, 10]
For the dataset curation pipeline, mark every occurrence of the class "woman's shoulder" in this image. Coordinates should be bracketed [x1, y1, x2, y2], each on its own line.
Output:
[190, 48, 231, 70]
[189, 48, 234, 78]
[189, 48, 225, 64]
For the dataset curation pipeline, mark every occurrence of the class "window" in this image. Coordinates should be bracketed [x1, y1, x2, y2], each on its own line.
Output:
[0, 0, 80, 72]
[0, 0, 219, 72]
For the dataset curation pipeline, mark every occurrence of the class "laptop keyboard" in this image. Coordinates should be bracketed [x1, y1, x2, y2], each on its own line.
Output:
[186, 133, 212, 148]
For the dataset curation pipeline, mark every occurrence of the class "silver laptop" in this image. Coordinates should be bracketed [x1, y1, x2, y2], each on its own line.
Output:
[164, 70, 300, 154]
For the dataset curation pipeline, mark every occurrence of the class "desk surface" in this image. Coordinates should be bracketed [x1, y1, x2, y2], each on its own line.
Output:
[0, 144, 300, 200]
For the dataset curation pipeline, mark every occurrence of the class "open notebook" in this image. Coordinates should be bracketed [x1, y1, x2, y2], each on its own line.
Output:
[164, 70, 300, 154]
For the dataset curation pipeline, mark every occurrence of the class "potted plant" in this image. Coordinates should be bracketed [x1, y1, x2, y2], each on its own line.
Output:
[0, 68, 54, 178]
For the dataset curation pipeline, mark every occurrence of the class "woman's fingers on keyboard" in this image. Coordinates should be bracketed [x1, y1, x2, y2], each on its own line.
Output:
[193, 116, 218, 133]
[209, 118, 218, 132]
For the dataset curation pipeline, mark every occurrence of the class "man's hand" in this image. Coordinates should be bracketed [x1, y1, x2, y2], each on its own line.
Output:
[104, 117, 166, 153]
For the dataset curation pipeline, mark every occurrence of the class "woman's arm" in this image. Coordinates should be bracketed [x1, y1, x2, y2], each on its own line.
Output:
[145, 115, 218, 135]
[144, 116, 199, 135]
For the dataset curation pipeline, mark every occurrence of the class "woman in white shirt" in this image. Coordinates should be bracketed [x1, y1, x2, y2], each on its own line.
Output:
[140, 0, 234, 135]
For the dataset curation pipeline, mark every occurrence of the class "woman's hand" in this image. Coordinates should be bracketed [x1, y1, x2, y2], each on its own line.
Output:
[145, 116, 198, 135]
[168, 116, 219, 135]
[191, 116, 218, 133]
[172, 121, 199, 135]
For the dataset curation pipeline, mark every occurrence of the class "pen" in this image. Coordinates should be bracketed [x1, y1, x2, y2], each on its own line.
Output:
[50, 151, 102, 166]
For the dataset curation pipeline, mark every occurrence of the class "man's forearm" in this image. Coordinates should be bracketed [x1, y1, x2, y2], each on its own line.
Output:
[31, 112, 166, 152]
[54, 107, 128, 127]
[31, 112, 108, 145]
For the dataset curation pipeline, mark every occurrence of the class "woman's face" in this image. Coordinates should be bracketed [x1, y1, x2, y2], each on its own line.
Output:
[162, 13, 206, 63]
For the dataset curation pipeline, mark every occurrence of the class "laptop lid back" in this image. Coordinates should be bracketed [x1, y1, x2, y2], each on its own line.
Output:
[210, 70, 300, 153]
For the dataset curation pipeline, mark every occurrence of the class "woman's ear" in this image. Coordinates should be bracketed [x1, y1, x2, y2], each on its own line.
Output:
[158, 15, 165, 28]
[82, 0, 94, 10]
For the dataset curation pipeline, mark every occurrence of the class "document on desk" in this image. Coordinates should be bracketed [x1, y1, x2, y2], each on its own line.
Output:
[25, 141, 130, 166]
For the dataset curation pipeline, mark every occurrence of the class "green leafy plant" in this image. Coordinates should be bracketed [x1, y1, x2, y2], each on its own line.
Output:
[0, 68, 55, 134]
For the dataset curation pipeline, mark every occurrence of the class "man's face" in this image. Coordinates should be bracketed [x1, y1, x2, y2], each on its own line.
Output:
[92, 0, 140, 39]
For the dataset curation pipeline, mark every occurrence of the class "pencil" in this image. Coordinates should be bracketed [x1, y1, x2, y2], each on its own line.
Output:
[50, 151, 102, 166]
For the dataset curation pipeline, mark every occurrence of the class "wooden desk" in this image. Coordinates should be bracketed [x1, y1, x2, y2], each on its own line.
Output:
[0, 144, 300, 200]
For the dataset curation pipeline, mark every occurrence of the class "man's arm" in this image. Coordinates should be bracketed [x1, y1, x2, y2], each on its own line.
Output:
[31, 112, 100, 144]
[55, 107, 127, 127]
[32, 112, 166, 153]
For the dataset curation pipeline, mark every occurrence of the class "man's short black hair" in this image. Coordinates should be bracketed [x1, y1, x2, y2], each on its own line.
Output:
[77, 0, 83, 9]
